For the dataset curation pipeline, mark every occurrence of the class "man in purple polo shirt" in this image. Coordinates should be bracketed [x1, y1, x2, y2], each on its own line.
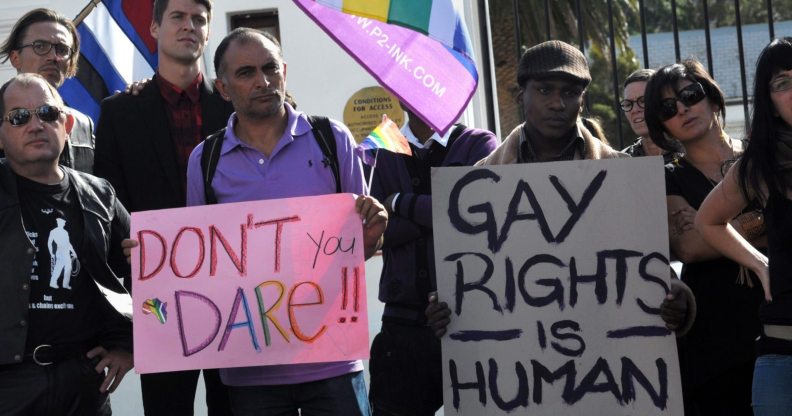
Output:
[184, 27, 386, 415]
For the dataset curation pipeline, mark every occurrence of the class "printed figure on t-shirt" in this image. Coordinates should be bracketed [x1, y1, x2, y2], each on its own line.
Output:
[48, 217, 77, 289]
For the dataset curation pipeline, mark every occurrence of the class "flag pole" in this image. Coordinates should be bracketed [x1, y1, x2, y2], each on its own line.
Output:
[365, 148, 379, 196]
[73, 0, 102, 25]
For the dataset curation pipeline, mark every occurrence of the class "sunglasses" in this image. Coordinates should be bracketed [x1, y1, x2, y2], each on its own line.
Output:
[770, 76, 792, 93]
[2, 105, 63, 127]
[659, 82, 707, 121]
[17, 40, 73, 59]
[619, 96, 645, 112]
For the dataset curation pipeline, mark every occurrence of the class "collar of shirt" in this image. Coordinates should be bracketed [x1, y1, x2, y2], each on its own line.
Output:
[401, 122, 452, 150]
[156, 72, 203, 105]
[519, 123, 585, 163]
[221, 103, 309, 156]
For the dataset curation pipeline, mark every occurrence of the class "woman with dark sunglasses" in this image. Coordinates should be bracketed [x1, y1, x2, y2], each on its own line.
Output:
[697, 37, 792, 416]
[643, 59, 765, 416]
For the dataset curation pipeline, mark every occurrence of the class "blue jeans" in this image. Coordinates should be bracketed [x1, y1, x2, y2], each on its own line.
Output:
[753, 354, 792, 416]
[227, 371, 370, 416]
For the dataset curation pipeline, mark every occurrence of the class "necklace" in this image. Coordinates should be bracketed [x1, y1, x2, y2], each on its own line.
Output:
[682, 131, 737, 186]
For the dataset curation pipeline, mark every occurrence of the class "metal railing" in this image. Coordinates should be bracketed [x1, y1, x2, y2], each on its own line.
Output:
[496, 0, 780, 148]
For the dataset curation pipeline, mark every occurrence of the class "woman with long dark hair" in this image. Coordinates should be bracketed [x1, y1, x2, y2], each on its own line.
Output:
[644, 59, 765, 415]
[697, 37, 792, 416]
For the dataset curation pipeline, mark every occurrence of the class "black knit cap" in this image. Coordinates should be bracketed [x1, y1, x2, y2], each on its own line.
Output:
[517, 40, 592, 87]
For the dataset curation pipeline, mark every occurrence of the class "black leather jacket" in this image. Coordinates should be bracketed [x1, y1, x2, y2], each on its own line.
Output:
[60, 106, 95, 174]
[0, 161, 131, 365]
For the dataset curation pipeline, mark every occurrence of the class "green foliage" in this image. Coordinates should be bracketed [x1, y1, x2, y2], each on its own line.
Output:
[585, 45, 640, 148]
[490, 0, 637, 54]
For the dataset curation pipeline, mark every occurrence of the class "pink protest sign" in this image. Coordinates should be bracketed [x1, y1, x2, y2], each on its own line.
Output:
[130, 193, 368, 374]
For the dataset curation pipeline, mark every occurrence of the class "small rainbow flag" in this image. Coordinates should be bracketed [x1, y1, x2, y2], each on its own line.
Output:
[142, 298, 168, 324]
[357, 115, 412, 165]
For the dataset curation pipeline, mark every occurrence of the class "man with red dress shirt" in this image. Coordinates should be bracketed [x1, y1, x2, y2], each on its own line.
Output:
[93, 0, 233, 414]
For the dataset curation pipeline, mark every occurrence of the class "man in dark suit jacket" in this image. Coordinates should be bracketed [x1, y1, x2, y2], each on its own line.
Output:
[94, 0, 233, 414]
[0, 8, 95, 173]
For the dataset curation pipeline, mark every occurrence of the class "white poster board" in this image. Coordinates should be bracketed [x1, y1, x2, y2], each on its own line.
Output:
[432, 157, 682, 415]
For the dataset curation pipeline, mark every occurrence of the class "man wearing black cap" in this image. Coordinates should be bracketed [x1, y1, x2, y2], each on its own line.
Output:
[479, 40, 624, 164]
[427, 40, 696, 342]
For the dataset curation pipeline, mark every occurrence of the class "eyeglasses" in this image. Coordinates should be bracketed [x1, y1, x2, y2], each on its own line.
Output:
[770, 76, 792, 93]
[17, 40, 73, 59]
[619, 96, 645, 112]
[659, 82, 707, 121]
[2, 105, 63, 127]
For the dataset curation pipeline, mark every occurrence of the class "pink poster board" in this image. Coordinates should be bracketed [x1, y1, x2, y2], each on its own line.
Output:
[130, 193, 368, 374]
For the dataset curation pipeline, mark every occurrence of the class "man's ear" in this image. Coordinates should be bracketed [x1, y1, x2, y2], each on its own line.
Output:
[150, 20, 160, 41]
[9, 50, 22, 71]
[214, 78, 230, 101]
[64, 112, 75, 135]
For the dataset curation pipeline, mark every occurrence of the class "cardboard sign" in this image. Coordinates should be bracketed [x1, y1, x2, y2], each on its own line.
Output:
[432, 158, 683, 415]
[131, 194, 368, 374]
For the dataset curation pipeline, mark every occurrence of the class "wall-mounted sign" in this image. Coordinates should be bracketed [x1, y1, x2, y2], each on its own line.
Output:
[343, 86, 404, 144]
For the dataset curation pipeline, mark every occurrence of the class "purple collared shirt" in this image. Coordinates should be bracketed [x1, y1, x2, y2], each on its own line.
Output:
[186, 103, 365, 386]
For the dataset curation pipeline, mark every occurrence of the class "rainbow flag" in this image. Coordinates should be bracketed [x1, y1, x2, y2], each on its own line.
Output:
[357, 115, 411, 165]
[293, 0, 478, 135]
[314, 0, 474, 58]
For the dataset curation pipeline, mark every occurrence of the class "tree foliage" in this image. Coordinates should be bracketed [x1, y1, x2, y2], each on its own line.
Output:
[629, 0, 792, 33]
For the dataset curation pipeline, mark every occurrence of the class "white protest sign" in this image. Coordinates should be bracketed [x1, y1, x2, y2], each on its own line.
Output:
[432, 157, 682, 415]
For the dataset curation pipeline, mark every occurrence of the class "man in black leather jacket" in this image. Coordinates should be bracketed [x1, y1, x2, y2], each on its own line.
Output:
[0, 8, 95, 173]
[0, 73, 132, 415]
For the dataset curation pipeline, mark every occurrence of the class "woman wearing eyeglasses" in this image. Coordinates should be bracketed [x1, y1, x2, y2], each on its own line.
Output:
[620, 68, 678, 163]
[696, 37, 792, 416]
[643, 59, 765, 416]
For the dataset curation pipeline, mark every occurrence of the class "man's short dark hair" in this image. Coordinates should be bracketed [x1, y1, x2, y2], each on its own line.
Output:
[153, 0, 213, 25]
[0, 73, 64, 126]
[0, 8, 79, 79]
[623, 68, 655, 89]
[213, 27, 282, 78]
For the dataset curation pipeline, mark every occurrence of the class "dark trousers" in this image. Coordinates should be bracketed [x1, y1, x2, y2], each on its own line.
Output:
[369, 321, 443, 416]
[684, 360, 755, 416]
[0, 356, 110, 415]
[141, 369, 232, 416]
[227, 371, 370, 416]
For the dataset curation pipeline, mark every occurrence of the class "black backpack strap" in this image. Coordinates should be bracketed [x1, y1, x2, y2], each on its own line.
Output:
[200, 127, 226, 205]
[307, 115, 341, 193]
